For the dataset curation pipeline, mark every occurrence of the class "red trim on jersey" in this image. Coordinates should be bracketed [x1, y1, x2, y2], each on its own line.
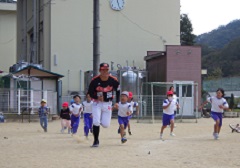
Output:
[91, 75, 100, 81]
[96, 85, 113, 92]
[109, 75, 118, 82]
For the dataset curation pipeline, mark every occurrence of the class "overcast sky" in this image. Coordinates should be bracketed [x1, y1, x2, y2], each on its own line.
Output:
[180, 0, 240, 35]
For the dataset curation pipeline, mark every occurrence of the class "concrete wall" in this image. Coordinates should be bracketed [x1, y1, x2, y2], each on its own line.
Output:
[17, 0, 180, 95]
[0, 3, 16, 73]
[50, 0, 180, 95]
[166, 45, 202, 106]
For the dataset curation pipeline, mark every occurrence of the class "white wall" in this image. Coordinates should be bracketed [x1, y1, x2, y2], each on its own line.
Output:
[50, 0, 180, 95]
[0, 3, 16, 73]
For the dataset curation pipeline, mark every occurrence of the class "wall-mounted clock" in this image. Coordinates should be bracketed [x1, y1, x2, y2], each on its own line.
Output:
[110, 0, 125, 11]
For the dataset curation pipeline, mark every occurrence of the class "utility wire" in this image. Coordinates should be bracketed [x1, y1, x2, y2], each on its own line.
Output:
[0, 37, 15, 45]
[104, 0, 165, 40]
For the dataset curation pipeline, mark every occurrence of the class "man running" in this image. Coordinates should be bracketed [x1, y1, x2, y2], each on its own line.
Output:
[88, 63, 120, 147]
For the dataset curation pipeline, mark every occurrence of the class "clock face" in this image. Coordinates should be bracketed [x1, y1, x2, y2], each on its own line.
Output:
[110, 0, 125, 11]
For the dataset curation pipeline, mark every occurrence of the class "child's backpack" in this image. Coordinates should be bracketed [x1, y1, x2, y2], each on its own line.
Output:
[0, 112, 5, 123]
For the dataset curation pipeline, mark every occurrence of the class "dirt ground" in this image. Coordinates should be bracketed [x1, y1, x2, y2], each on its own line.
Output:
[0, 118, 240, 168]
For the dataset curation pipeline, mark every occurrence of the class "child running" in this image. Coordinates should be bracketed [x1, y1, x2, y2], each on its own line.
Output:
[82, 94, 93, 139]
[127, 91, 139, 135]
[160, 91, 179, 140]
[201, 88, 229, 140]
[115, 91, 133, 144]
[38, 99, 49, 132]
[60, 102, 71, 134]
[69, 95, 83, 135]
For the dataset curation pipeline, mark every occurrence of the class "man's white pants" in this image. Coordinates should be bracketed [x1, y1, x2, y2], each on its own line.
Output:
[92, 101, 112, 128]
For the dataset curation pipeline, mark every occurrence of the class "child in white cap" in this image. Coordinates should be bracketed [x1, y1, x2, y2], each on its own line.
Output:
[38, 99, 49, 132]
[115, 91, 133, 143]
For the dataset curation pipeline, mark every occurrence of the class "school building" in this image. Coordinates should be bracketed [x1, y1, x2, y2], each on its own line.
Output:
[0, 1, 16, 73]
[16, 0, 181, 95]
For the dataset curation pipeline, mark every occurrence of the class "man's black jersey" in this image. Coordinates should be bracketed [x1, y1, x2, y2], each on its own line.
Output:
[88, 75, 120, 102]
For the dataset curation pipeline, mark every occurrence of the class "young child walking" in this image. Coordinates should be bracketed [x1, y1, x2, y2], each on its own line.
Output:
[82, 94, 93, 139]
[38, 99, 49, 132]
[160, 91, 179, 140]
[127, 91, 139, 135]
[69, 95, 82, 135]
[115, 91, 133, 144]
[201, 88, 229, 139]
[60, 102, 71, 134]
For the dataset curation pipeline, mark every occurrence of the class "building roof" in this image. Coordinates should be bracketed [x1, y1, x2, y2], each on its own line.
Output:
[144, 51, 166, 61]
[13, 65, 64, 78]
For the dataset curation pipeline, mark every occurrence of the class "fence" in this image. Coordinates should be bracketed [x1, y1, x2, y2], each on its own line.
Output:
[203, 76, 240, 93]
[138, 82, 199, 123]
[0, 88, 57, 115]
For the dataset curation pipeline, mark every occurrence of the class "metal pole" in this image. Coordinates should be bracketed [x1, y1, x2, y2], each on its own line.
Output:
[18, 89, 20, 115]
[79, 70, 82, 92]
[32, 0, 37, 63]
[93, 0, 100, 76]
[196, 83, 198, 123]
[21, 0, 27, 62]
[67, 70, 70, 95]
[151, 83, 154, 123]
[8, 92, 9, 112]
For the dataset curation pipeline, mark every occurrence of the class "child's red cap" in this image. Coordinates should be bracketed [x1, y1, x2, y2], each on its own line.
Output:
[62, 102, 69, 107]
[128, 92, 133, 98]
[167, 91, 173, 95]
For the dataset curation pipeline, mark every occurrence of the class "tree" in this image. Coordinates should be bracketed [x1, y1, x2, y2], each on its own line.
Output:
[206, 67, 223, 80]
[180, 14, 196, 45]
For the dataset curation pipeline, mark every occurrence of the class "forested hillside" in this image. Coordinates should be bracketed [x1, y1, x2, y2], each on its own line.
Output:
[196, 20, 240, 49]
[195, 20, 240, 78]
[202, 37, 240, 78]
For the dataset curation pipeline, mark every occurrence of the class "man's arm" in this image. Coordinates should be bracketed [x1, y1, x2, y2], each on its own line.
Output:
[113, 79, 120, 103]
[88, 80, 98, 100]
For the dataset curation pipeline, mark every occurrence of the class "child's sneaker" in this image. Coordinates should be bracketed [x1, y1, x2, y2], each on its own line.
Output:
[213, 133, 219, 140]
[68, 128, 71, 134]
[128, 129, 132, 135]
[160, 133, 163, 139]
[170, 132, 176, 136]
[44, 128, 47, 132]
[121, 137, 127, 144]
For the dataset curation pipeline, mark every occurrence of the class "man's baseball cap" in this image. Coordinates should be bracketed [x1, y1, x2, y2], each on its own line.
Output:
[167, 91, 173, 95]
[62, 102, 69, 107]
[99, 63, 109, 70]
[121, 91, 129, 97]
[41, 99, 47, 103]
[128, 91, 133, 99]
